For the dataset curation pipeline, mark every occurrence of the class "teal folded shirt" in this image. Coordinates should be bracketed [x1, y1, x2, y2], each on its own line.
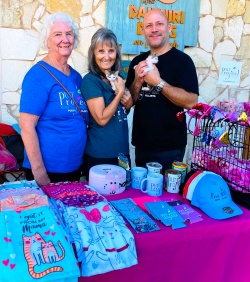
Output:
[0, 206, 80, 282]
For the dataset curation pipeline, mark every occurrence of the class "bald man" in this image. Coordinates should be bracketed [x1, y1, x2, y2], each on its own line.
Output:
[126, 9, 199, 174]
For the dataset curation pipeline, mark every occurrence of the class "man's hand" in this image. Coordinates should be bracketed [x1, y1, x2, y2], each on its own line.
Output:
[134, 60, 148, 84]
[144, 65, 161, 87]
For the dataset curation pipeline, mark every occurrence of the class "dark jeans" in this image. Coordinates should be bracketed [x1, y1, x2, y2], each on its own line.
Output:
[135, 146, 186, 175]
[23, 168, 82, 183]
[81, 154, 131, 181]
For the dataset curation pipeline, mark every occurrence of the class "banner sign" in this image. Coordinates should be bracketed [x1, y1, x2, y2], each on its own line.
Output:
[106, 0, 201, 54]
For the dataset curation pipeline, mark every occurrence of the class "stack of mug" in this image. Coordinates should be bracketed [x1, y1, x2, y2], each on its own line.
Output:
[131, 162, 163, 197]
[131, 161, 188, 196]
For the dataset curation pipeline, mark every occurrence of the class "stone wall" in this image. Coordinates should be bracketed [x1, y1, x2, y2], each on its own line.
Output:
[0, 0, 250, 168]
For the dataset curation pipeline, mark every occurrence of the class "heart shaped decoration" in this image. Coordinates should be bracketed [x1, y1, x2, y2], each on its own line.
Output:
[80, 208, 101, 224]
[4, 237, 11, 243]
[10, 254, 16, 259]
[2, 259, 9, 266]
[102, 204, 110, 212]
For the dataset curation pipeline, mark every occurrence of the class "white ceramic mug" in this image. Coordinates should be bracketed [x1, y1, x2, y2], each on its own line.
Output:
[131, 167, 147, 189]
[140, 173, 163, 196]
[165, 169, 181, 193]
[146, 162, 162, 174]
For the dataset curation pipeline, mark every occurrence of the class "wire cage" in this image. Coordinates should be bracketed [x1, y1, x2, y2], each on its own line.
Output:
[190, 115, 250, 194]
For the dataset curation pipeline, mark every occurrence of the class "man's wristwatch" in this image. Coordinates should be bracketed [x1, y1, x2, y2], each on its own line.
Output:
[155, 80, 166, 92]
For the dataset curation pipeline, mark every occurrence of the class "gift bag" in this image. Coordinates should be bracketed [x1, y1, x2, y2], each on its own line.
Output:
[0, 143, 19, 171]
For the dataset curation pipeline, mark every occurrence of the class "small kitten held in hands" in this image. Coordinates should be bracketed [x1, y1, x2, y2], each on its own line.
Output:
[143, 53, 159, 73]
[105, 70, 119, 91]
[134, 54, 159, 91]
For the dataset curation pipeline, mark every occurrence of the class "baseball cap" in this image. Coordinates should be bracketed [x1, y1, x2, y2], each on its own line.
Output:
[183, 170, 203, 198]
[191, 173, 243, 220]
[186, 171, 218, 201]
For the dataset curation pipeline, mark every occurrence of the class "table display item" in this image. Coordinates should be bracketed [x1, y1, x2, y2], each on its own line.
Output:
[42, 181, 105, 208]
[146, 162, 162, 174]
[191, 173, 243, 219]
[132, 196, 160, 212]
[140, 173, 163, 196]
[183, 171, 217, 200]
[89, 164, 126, 195]
[187, 103, 250, 204]
[65, 201, 138, 276]
[165, 169, 181, 193]
[0, 183, 80, 282]
[118, 153, 131, 189]
[182, 170, 203, 198]
[131, 166, 147, 189]
[168, 200, 203, 223]
[172, 161, 188, 183]
[110, 198, 160, 233]
[41, 181, 138, 277]
[144, 200, 186, 229]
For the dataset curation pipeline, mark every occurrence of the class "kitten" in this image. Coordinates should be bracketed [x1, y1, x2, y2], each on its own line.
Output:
[105, 70, 119, 91]
[134, 54, 159, 91]
[143, 53, 159, 73]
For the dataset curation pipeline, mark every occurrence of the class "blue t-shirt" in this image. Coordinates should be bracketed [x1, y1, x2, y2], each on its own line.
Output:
[81, 72, 129, 158]
[20, 61, 89, 173]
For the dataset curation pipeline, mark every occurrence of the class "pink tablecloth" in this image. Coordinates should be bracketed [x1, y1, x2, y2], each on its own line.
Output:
[79, 188, 250, 282]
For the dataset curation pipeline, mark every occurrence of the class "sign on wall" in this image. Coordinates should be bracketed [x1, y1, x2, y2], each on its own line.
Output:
[106, 0, 201, 54]
[218, 60, 242, 86]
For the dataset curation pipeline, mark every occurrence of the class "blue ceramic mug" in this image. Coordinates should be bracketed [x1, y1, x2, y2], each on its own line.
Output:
[140, 173, 163, 196]
[131, 167, 147, 189]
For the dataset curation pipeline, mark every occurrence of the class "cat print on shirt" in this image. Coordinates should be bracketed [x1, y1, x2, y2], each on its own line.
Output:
[68, 205, 137, 276]
[42, 240, 65, 264]
[102, 204, 126, 225]
[105, 70, 119, 91]
[23, 233, 64, 279]
[68, 211, 95, 264]
[95, 221, 137, 270]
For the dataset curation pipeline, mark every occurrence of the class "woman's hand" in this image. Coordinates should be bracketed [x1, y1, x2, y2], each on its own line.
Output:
[19, 112, 51, 187]
[114, 76, 125, 98]
[121, 88, 133, 110]
[33, 169, 51, 187]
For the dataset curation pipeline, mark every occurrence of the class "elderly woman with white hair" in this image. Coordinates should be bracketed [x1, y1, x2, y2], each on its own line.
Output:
[20, 12, 89, 186]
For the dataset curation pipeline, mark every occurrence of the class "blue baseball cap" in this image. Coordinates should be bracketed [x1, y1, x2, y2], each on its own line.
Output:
[191, 173, 243, 220]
